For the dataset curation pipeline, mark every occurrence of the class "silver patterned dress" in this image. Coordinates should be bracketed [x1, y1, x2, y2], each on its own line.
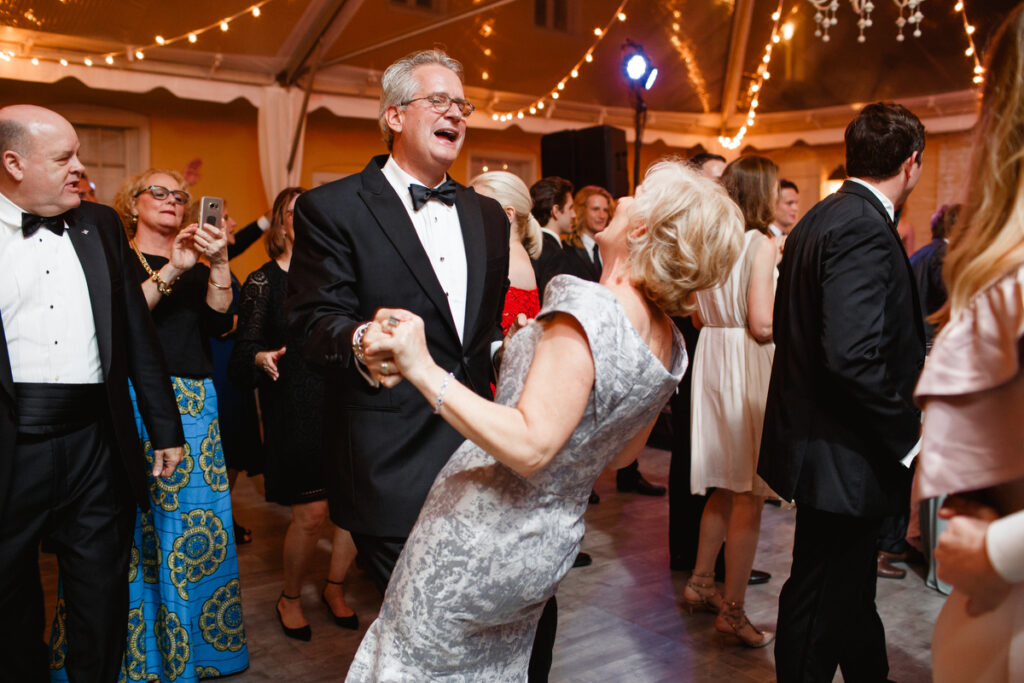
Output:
[346, 276, 687, 682]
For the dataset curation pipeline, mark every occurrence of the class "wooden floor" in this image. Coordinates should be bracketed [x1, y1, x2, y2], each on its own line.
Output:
[41, 446, 945, 681]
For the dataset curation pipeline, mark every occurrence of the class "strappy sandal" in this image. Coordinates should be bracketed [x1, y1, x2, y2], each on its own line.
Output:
[715, 600, 774, 648]
[682, 571, 723, 614]
[322, 578, 359, 630]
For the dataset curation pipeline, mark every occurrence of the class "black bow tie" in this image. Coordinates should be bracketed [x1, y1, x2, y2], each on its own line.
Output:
[22, 212, 70, 237]
[409, 179, 457, 211]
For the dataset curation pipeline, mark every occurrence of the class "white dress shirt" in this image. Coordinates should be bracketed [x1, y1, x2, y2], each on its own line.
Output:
[382, 156, 468, 341]
[0, 191, 102, 383]
[579, 233, 599, 263]
[848, 177, 895, 223]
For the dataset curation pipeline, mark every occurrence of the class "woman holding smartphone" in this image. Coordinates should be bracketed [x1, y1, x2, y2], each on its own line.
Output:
[51, 169, 249, 680]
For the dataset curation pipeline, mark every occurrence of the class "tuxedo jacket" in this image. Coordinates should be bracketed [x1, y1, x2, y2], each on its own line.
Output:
[758, 181, 925, 518]
[531, 232, 566, 306]
[0, 201, 184, 520]
[562, 242, 601, 283]
[287, 156, 510, 537]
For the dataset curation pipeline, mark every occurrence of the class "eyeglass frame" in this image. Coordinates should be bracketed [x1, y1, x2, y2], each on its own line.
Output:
[400, 93, 476, 118]
[134, 185, 191, 205]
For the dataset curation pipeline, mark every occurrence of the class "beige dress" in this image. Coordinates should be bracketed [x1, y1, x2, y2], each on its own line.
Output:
[915, 262, 1024, 683]
[691, 230, 777, 496]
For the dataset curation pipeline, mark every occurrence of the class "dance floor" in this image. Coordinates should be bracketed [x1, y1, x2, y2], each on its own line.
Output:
[41, 446, 945, 681]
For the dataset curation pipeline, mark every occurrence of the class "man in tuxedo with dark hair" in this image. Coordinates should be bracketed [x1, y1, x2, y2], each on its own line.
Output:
[528, 176, 577, 305]
[759, 102, 926, 682]
[0, 104, 184, 682]
[286, 49, 509, 594]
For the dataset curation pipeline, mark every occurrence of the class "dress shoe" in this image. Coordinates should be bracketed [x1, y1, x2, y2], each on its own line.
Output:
[616, 473, 666, 496]
[877, 554, 907, 579]
[322, 580, 359, 630]
[572, 552, 593, 568]
[748, 569, 771, 585]
[879, 548, 925, 565]
[276, 594, 312, 641]
[589, 489, 600, 504]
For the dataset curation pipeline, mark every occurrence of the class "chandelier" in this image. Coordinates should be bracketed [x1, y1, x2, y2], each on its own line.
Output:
[808, 0, 925, 43]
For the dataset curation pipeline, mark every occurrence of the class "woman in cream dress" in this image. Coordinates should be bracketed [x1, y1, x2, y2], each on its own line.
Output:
[685, 155, 781, 648]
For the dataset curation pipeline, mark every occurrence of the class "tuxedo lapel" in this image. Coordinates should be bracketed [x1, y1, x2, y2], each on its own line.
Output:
[455, 185, 486, 350]
[67, 212, 113, 376]
[357, 162, 460, 343]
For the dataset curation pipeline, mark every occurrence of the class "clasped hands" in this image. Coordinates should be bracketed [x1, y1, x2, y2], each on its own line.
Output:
[361, 309, 433, 388]
[935, 495, 1011, 617]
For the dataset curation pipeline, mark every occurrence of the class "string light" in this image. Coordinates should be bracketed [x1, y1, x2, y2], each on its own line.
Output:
[1, 1, 273, 69]
[956, 1, 984, 84]
[490, 0, 630, 121]
[719, 0, 785, 150]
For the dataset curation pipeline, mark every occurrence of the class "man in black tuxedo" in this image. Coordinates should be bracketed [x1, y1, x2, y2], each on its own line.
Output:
[287, 50, 509, 593]
[528, 176, 578, 305]
[0, 105, 184, 682]
[759, 102, 926, 682]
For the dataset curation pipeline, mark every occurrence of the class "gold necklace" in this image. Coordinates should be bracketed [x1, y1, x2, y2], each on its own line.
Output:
[130, 240, 176, 295]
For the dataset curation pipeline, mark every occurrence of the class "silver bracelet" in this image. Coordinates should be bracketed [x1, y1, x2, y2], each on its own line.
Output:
[208, 279, 230, 290]
[433, 372, 454, 414]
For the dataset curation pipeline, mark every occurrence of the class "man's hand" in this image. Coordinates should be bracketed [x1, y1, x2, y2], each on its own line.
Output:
[936, 495, 1010, 616]
[152, 446, 185, 478]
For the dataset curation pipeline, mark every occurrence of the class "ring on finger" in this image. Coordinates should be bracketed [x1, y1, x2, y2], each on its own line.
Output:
[381, 361, 391, 375]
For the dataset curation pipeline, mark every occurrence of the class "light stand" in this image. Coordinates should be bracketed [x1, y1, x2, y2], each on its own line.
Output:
[621, 40, 658, 192]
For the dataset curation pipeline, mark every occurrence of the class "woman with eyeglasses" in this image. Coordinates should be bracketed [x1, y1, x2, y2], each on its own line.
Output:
[50, 169, 249, 679]
[230, 187, 360, 641]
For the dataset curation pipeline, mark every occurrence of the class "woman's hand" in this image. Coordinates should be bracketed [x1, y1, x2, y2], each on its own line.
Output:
[194, 221, 229, 265]
[255, 346, 286, 381]
[169, 224, 201, 272]
[364, 308, 435, 388]
[936, 496, 1010, 616]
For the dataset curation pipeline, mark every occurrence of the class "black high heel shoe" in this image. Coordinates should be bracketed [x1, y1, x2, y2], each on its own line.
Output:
[322, 579, 359, 630]
[276, 593, 312, 641]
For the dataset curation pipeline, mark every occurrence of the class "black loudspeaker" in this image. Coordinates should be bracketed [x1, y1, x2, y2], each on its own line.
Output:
[540, 125, 629, 197]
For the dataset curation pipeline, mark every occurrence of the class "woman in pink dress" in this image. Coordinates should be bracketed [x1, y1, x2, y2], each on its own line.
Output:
[914, 7, 1024, 681]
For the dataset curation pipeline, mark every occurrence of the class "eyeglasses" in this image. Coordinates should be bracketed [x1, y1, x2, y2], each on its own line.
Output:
[135, 185, 190, 205]
[401, 93, 475, 118]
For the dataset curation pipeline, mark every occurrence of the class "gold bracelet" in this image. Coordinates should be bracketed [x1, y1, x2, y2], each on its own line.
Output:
[151, 271, 173, 295]
[208, 279, 230, 290]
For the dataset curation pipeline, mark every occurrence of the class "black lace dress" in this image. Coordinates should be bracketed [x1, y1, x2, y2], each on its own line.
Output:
[229, 261, 327, 505]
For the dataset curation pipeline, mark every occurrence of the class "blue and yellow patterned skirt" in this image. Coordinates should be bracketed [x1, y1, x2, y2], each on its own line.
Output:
[50, 376, 249, 681]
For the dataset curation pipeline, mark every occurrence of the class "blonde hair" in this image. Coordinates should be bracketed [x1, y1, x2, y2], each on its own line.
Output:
[569, 185, 616, 248]
[939, 5, 1024, 325]
[470, 170, 542, 258]
[627, 158, 744, 317]
[113, 168, 188, 238]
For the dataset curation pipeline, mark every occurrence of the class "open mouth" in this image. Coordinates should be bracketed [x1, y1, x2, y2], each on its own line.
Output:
[435, 129, 458, 142]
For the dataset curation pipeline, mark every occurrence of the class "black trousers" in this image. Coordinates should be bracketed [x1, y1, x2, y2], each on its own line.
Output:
[0, 422, 135, 683]
[350, 531, 559, 681]
[775, 506, 889, 683]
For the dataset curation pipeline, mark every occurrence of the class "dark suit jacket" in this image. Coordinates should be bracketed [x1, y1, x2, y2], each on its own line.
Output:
[562, 243, 601, 283]
[0, 201, 184, 520]
[909, 238, 947, 345]
[758, 181, 925, 518]
[531, 231, 566, 306]
[286, 156, 510, 537]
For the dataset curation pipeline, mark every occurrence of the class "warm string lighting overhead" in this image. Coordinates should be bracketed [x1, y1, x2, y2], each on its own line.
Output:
[2, 2, 273, 69]
[667, 6, 712, 113]
[719, 1, 786, 150]
[490, 0, 631, 123]
[955, 1, 985, 84]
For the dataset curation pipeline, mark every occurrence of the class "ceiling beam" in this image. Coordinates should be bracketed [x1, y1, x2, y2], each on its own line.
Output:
[718, 0, 756, 133]
[277, 0, 365, 87]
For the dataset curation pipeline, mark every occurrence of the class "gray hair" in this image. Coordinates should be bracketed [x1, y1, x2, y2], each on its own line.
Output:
[0, 118, 30, 157]
[378, 49, 464, 150]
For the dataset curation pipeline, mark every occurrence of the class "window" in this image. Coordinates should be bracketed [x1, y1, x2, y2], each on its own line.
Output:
[534, 0, 569, 32]
[54, 107, 150, 206]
